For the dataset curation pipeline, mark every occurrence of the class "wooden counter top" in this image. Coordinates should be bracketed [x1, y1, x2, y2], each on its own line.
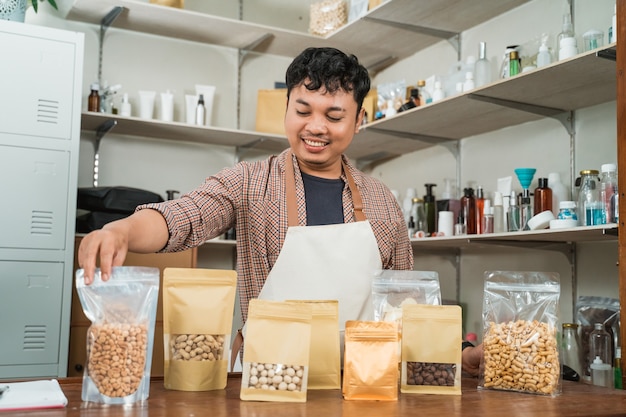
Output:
[8, 375, 626, 416]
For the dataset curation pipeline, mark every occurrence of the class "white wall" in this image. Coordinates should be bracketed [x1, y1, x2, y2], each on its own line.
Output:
[29, 0, 619, 338]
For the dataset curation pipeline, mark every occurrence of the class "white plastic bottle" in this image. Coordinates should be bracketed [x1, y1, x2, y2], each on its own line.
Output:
[611, 3, 617, 43]
[548, 172, 569, 218]
[462, 71, 475, 92]
[474, 41, 491, 87]
[557, 12, 577, 61]
[120, 93, 132, 117]
[536, 42, 552, 68]
[431, 81, 445, 102]
[600, 163, 618, 223]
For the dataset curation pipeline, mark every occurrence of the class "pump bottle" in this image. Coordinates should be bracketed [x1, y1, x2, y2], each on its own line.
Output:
[424, 184, 437, 236]
[507, 191, 521, 231]
[120, 93, 132, 117]
[481, 199, 494, 234]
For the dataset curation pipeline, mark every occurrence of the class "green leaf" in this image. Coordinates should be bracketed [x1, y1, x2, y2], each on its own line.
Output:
[31, 0, 38, 12]
[48, 0, 58, 10]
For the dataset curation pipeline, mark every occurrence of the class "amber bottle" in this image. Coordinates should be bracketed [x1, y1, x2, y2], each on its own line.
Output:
[534, 177, 553, 214]
[460, 187, 477, 234]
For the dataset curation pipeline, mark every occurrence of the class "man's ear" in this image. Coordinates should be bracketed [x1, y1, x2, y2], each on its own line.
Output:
[355, 107, 365, 133]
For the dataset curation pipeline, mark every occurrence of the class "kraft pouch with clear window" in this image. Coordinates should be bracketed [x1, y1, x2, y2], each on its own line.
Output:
[478, 271, 561, 396]
[286, 300, 340, 389]
[163, 268, 237, 391]
[400, 304, 462, 395]
[240, 299, 313, 402]
[342, 320, 399, 401]
[75, 267, 160, 405]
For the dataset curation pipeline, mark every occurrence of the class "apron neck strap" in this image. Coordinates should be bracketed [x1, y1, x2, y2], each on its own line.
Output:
[285, 151, 366, 226]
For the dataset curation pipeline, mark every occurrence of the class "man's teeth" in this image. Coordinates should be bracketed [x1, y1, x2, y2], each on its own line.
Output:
[304, 139, 326, 147]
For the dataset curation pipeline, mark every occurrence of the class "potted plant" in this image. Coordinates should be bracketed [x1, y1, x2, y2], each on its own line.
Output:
[1, 0, 58, 22]
[30, 0, 58, 13]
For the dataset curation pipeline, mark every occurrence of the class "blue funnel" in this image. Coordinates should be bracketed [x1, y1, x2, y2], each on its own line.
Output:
[514, 168, 536, 189]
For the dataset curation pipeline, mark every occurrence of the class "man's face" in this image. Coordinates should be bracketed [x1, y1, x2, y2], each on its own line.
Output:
[284, 83, 364, 178]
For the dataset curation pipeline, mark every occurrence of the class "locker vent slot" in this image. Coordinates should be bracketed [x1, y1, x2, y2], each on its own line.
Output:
[23, 325, 47, 351]
[31, 210, 53, 235]
[37, 99, 60, 125]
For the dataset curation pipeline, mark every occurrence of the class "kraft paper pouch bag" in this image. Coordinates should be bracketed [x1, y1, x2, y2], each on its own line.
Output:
[478, 271, 561, 396]
[400, 304, 462, 395]
[286, 300, 341, 389]
[342, 320, 399, 401]
[240, 299, 313, 402]
[75, 267, 160, 405]
[163, 268, 237, 391]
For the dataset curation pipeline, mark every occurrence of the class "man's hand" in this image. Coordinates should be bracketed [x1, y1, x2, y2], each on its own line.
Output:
[461, 343, 483, 377]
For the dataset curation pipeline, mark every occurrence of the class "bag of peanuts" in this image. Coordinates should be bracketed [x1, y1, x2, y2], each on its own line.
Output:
[400, 304, 462, 395]
[240, 299, 313, 402]
[286, 300, 341, 389]
[342, 320, 399, 401]
[478, 271, 561, 396]
[75, 266, 160, 404]
[162, 268, 237, 391]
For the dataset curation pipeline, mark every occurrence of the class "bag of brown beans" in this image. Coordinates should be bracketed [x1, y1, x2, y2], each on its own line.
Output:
[342, 320, 399, 401]
[162, 268, 237, 391]
[240, 299, 313, 402]
[478, 271, 561, 396]
[286, 300, 340, 389]
[400, 304, 462, 395]
[75, 266, 160, 404]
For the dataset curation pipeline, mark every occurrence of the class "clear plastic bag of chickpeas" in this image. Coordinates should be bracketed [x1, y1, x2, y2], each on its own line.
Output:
[76, 267, 160, 404]
[478, 271, 561, 397]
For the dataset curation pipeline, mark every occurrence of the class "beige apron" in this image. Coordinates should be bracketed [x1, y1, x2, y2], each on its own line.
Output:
[257, 151, 382, 328]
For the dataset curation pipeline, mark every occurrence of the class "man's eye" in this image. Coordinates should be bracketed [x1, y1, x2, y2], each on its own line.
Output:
[327, 115, 342, 122]
[296, 110, 309, 116]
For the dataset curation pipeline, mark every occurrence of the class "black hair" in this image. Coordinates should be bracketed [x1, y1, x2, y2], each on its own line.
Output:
[285, 47, 371, 115]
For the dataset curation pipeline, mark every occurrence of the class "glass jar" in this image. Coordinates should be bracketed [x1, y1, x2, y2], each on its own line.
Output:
[557, 201, 578, 220]
[577, 169, 605, 226]
[561, 323, 582, 376]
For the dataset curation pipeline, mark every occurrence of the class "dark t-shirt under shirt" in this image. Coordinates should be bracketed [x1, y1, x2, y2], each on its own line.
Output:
[301, 171, 345, 226]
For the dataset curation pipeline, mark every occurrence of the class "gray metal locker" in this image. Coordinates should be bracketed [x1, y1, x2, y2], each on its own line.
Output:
[0, 20, 84, 379]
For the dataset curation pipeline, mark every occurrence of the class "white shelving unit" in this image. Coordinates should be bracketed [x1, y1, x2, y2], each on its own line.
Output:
[66, 0, 618, 249]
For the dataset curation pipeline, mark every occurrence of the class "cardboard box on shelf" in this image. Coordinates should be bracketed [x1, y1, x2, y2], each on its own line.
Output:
[256, 89, 287, 135]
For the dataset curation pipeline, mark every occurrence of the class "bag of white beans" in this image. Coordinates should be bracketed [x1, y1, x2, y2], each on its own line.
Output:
[478, 271, 562, 396]
[240, 299, 312, 402]
[76, 266, 160, 404]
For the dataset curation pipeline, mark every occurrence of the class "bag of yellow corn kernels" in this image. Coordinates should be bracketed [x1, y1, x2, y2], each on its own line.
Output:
[76, 267, 160, 405]
[163, 268, 237, 391]
[478, 271, 561, 397]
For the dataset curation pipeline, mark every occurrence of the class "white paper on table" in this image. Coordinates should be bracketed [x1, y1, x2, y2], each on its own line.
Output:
[0, 379, 67, 411]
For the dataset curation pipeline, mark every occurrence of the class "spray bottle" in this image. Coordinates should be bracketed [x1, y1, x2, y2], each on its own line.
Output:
[424, 184, 437, 236]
